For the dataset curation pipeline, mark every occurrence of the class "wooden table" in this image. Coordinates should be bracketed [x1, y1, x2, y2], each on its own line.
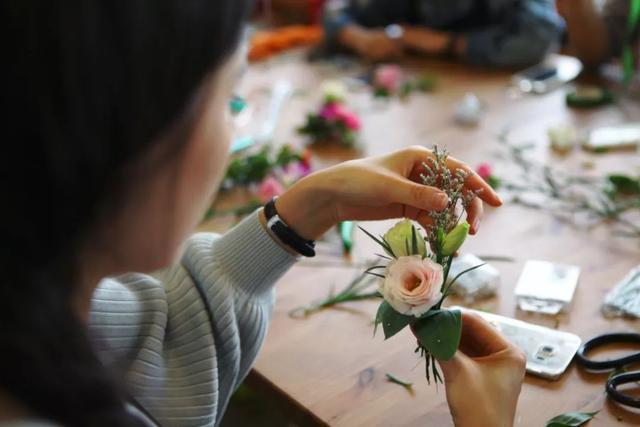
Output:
[200, 53, 640, 426]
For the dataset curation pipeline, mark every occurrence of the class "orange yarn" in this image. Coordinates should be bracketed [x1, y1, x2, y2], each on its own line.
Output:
[249, 25, 323, 62]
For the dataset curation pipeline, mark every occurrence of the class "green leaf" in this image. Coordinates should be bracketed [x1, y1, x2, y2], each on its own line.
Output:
[413, 309, 462, 360]
[358, 226, 396, 258]
[375, 301, 414, 339]
[545, 411, 599, 427]
[385, 372, 413, 390]
[607, 174, 640, 195]
[411, 225, 418, 255]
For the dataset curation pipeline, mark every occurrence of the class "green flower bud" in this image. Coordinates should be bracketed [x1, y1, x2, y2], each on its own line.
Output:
[441, 222, 470, 256]
[383, 219, 428, 258]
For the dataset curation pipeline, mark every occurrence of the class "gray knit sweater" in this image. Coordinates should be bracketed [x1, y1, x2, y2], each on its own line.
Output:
[4, 211, 297, 427]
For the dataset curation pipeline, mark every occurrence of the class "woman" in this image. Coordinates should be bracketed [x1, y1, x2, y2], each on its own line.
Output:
[322, 0, 563, 67]
[0, 1, 525, 426]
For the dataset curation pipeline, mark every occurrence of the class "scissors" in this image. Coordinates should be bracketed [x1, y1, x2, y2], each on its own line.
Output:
[575, 333, 640, 408]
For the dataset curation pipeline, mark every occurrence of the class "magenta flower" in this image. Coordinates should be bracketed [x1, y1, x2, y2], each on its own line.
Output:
[476, 163, 493, 181]
[374, 64, 403, 93]
[257, 176, 285, 203]
[342, 113, 361, 131]
[319, 102, 341, 121]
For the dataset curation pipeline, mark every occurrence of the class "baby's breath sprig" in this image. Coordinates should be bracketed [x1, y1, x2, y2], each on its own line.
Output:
[420, 146, 481, 261]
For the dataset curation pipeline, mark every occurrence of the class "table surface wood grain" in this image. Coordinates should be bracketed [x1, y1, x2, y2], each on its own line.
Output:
[199, 53, 640, 427]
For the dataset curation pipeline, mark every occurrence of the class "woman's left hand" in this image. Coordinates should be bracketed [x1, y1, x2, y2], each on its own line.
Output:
[272, 146, 502, 241]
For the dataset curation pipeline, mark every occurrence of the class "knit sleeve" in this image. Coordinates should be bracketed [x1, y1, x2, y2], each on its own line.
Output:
[89, 211, 297, 426]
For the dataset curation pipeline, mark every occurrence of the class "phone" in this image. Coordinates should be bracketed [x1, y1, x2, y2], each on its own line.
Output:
[451, 307, 582, 380]
[583, 124, 640, 152]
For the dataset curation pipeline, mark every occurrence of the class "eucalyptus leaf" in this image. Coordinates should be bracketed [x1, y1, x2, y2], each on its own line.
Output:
[413, 309, 462, 360]
[545, 411, 598, 427]
[375, 301, 414, 339]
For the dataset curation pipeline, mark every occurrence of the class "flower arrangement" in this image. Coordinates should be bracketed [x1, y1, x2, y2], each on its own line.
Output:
[372, 64, 436, 99]
[205, 145, 312, 219]
[298, 80, 361, 148]
[361, 147, 483, 384]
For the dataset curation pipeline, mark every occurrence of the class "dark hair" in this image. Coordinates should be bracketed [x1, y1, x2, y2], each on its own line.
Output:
[0, 1, 252, 425]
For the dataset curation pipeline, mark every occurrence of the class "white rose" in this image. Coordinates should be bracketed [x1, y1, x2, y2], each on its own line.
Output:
[381, 256, 444, 317]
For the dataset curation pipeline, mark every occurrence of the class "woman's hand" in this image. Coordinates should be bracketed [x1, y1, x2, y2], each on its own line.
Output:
[339, 25, 402, 62]
[273, 146, 502, 240]
[434, 311, 526, 427]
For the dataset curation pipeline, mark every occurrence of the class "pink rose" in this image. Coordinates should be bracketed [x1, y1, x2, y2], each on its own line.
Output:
[476, 162, 493, 181]
[374, 65, 403, 93]
[319, 102, 341, 121]
[381, 256, 443, 317]
[340, 111, 361, 130]
[257, 177, 285, 203]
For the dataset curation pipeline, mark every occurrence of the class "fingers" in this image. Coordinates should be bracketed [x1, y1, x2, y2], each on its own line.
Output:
[457, 311, 512, 358]
[466, 197, 484, 235]
[395, 147, 502, 208]
[385, 174, 449, 212]
[436, 352, 469, 384]
[445, 156, 502, 207]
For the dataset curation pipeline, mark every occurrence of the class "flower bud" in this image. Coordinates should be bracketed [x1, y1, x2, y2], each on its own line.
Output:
[441, 222, 469, 256]
[383, 219, 428, 258]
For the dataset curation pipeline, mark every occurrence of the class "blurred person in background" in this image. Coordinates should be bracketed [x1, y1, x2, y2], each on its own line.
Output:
[557, 0, 639, 67]
[322, 0, 564, 67]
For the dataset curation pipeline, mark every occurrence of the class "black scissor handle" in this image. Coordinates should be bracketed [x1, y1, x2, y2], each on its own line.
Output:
[575, 333, 640, 371]
[607, 372, 640, 409]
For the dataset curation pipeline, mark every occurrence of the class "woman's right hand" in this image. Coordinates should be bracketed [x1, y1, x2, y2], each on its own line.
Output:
[437, 311, 526, 427]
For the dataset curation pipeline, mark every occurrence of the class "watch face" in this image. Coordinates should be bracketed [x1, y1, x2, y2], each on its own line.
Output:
[385, 24, 403, 40]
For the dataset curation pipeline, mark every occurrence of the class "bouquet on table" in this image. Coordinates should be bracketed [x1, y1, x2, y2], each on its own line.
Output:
[298, 80, 361, 148]
[362, 147, 483, 384]
[205, 145, 311, 219]
[372, 64, 436, 99]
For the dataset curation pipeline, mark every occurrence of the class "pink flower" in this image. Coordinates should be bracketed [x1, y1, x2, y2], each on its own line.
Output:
[319, 102, 341, 121]
[476, 163, 493, 181]
[374, 65, 403, 93]
[341, 111, 361, 130]
[381, 256, 444, 317]
[257, 177, 285, 203]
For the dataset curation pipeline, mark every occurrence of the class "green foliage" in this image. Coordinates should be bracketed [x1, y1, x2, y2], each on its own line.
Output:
[412, 309, 462, 360]
[607, 174, 640, 196]
[223, 146, 301, 188]
[545, 411, 599, 427]
[385, 373, 413, 391]
[375, 300, 414, 339]
[298, 113, 357, 147]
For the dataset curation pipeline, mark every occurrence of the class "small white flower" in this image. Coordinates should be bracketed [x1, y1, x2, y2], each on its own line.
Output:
[321, 79, 348, 102]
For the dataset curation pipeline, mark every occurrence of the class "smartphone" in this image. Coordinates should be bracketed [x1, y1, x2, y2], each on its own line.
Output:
[451, 307, 582, 380]
[583, 124, 640, 152]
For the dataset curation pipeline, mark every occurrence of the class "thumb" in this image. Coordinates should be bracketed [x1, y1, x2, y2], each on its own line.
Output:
[437, 351, 470, 384]
[387, 176, 449, 212]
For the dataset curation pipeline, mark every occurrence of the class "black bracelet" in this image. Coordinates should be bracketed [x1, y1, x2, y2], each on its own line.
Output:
[264, 198, 316, 257]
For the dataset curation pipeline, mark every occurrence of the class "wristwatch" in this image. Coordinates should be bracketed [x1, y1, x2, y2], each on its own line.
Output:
[385, 24, 404, 41]
[264, 197, 316, 257]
